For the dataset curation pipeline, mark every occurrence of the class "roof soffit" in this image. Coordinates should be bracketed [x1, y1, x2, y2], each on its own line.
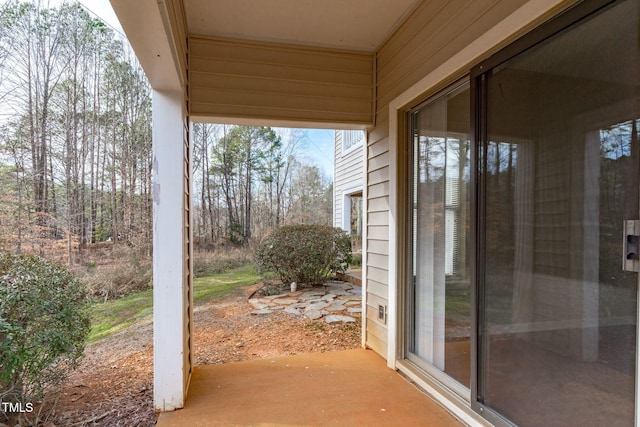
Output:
[183, 0, 421, 52]
[110, 0, 182, 91]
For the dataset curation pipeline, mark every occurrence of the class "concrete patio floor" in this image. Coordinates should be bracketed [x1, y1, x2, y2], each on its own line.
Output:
[157, 349, 463, 426]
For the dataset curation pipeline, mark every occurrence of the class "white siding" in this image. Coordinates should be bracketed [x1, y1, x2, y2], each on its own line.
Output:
[333, 130, 365, 230]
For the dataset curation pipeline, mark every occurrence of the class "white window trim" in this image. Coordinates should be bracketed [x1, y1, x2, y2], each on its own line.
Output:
[342, 186, 364, 233]
[342, 129, 365, 156]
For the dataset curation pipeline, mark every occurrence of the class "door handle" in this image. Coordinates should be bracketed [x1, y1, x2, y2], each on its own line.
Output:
[623, 220, 640, 272]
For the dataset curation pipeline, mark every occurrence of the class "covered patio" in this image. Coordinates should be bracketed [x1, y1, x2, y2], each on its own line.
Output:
[157, 349, 462, 426]
[108, 0, 424, 416]
[106, 1, 636, 426]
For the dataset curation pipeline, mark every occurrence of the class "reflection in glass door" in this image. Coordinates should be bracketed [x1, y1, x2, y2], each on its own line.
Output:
[408, 82, 471, 389]
[476, 1, 639, 425]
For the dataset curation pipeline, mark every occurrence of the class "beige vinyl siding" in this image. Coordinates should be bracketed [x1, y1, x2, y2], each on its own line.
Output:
[189, 37, 373, 126]
[368, 151, 389, 172]
[366, 309, 388, 355]
[367, 225, 388, 241]
[364, 0, 534, 357]
[376, 0, 531, 109]
[367, 197, 388, 213]
[367, 239, 389, 256]
[368, 211, 388, 226]
[368, 168, 389, 188]
[182, 103, 193, 395]
[366, 137, 389, 357]
[367, 182, 389, 199]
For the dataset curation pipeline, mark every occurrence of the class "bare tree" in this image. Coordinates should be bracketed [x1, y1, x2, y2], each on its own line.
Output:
[0, 2, 153, 262]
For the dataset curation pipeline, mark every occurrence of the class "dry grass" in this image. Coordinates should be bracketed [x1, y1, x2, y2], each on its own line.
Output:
[79, 262, 152, 302]
[76, 243, 153, 301]
[78, 246, 255, 301]
[1, 229, 256, 302]
[192, 247, 254, 278]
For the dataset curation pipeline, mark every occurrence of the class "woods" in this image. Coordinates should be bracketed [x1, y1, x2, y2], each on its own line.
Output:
[0, 1, 333, 266]
[0, 1, 152, 264]
[192, 124, 332, 249]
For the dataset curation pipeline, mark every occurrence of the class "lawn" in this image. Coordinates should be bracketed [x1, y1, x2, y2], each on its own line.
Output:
[88, 264, 260, 342]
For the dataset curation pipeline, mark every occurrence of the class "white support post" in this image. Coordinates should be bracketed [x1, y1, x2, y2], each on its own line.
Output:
[152, 90, 188, 412]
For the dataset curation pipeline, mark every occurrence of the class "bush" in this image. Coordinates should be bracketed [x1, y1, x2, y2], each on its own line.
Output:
[0, 253, 90, 416]
[254, 224, 352, 286]
[351, 252, 363, 267]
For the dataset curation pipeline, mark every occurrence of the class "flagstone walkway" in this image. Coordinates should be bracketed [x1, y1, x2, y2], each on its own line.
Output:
[248, 281, 362, 323]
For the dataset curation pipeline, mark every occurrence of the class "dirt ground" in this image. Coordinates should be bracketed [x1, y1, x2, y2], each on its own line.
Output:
[46, 282, 361, 427]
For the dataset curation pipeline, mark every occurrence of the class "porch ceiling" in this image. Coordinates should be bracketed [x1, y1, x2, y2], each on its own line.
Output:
[184, 0, 421, 51]
[110, 0, 419, 93]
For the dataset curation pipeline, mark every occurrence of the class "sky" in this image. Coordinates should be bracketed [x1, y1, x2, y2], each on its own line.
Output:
[77, 0, 123, 34]
[287, 128, 335, 179]
[40, 1, 337, 179]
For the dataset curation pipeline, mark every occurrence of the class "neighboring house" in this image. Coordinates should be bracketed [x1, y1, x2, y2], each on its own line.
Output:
[333, 129, 365, 253]
[110, 1, 640, 426]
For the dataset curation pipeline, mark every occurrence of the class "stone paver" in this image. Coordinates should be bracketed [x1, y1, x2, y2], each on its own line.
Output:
[249, 280, 361, 323]
[305, 301, 330, 311]
[250, 308, 273, 315]
[325, 315, 357, 324]
[284, 306, 302, 316]
[305, 310, 324, 320]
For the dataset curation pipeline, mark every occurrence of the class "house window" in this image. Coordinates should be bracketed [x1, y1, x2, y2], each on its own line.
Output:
[349, 193, 363, 253]
[342, 130, 364, 155]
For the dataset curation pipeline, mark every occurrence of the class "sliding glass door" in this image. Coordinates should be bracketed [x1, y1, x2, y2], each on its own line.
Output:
[405, 1, 639, 425]
[408, 82, 471, 390]
[475, 1, 640, 425]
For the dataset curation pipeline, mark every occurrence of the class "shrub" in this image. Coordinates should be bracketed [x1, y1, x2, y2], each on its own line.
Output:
[0, 253, 90, 414]
[351, 252, 363, 267]
[254, 224, 352, 286]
